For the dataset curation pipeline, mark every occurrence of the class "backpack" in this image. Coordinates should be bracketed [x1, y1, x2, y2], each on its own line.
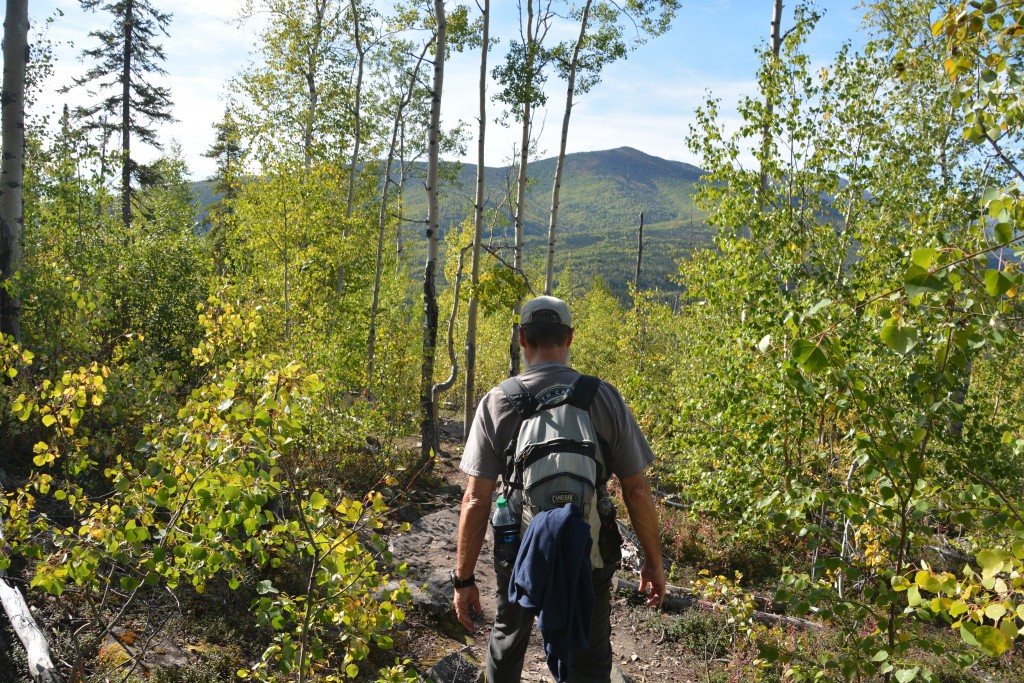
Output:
[499, 374, 611, 568]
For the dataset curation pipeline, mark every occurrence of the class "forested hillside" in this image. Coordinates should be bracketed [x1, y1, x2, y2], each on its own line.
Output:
[193, 147, 710, 295]
[2, 1, 1024, 683]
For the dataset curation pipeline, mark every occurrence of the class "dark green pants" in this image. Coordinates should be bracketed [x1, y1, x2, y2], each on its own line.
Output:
[485, 558, 616, 683]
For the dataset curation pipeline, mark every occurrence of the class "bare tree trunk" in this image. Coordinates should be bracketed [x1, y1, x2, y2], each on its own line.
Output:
[634, 211, 644, 288]
[435, 244, 471, 410]
[758, 0, 784, 209]
[465, 0, 488, 432]
[121, 0, 134, 232]
[508, 105, 529, 378]
[345, 0, 364, 219]
[1, 0, 28, 342]
[544, 0, 592, 295]
[509, 0, 538, 377]
[419, 0, 447, 468]
[367, 43, 430, 384]
[336, 0, 366, 295]
[1, 519, 64, 683]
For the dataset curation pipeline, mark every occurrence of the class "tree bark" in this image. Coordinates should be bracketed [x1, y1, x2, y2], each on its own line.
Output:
[545, 0, 592, 295]
[1, 0, 28, 341]
[336, 0, 366, 295]
[121, 0, 134, 232]
[634, 211, 644, 288]
[345, 0, 365, 219]
[758, 0, 784, 209]
[465, 0, 488, 433]
[419, 0, 447, 468]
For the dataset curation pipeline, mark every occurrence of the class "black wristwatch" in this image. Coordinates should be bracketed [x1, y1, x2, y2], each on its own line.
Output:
[450, 570, 476, 588]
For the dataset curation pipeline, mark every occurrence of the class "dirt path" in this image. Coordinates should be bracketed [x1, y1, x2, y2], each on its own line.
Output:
[389, 455, 690, 682]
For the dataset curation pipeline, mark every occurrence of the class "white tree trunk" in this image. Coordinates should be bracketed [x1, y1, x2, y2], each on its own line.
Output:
[545, 0, 592, 295]
[2, 0, 29, 341]
[1, 518, 64, 683]
[464, 0, 488, 432]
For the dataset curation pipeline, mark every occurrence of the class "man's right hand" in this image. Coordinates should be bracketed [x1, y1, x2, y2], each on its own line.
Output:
[454, 584, 482, 631]
[639, 559, 666, 608]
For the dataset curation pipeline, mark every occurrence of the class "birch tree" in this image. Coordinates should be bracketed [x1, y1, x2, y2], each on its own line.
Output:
[1, 0, 28, 341]
[492, 0, 554, 375]
[464, 0, 489, 431]
[544, 0, 679, 294]
[419, 0, 448, 465]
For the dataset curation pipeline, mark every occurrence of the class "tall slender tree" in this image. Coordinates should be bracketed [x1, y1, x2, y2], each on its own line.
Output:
[493, 0, 554, 375]
[73, 0, 175, 232]
[419, 0, 448, 466]
[234, 0, 350, 170]
[464, 0, 489, 434]
[202, 108, 246, 271]
[1, 0, 28, 341]
[543, 0, 679, 294]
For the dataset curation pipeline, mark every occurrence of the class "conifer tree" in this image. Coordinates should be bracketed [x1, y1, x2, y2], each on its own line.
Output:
[72, 0, 175, 232]
[202, 108, 246, 271]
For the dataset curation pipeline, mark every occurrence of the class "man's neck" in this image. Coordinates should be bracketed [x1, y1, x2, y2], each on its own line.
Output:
[523, 347, 569, 367]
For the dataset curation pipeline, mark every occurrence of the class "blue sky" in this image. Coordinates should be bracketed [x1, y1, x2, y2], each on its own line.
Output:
[31, 0, 866, 180]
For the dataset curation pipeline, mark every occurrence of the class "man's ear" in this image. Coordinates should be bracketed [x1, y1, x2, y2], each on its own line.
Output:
[565, 328, 574, 348]
[518, 327, 527, 346]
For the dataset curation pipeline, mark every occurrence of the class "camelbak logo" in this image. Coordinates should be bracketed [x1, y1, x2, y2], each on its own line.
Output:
[550, 491, 577, 506]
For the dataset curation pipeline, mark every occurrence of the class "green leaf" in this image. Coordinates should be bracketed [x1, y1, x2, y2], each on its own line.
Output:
[309, 492, 327, 510]
[880, 324, 918, 356]
[999, 618, 1019, 642]
[905, 264, 944, 299]
[977, 549, 1010, 578]
[256, 580, 278, 595]
[973, 625, 1012, 656]
[217, 398, 234, 412]
[985, 603, 1007, 621]
[872, 649, 889, 662]
[346, 663, 359, 678]
[757, 334, 771, 354]
[807, 298, 832, 317]
[911, 248, 939, 268]
[792, 339, 829, 373]
[984, 269, 1014, 297]
[41, 414, 56, 428]
[895, 667, 919, 683]
[994, 222, 1013, 244]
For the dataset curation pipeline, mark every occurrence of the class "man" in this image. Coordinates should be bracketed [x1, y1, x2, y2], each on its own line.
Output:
[453, 295, 666, 683]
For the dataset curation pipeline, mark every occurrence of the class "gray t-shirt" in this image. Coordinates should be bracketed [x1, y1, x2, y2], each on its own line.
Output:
[460, 362, 655, 482]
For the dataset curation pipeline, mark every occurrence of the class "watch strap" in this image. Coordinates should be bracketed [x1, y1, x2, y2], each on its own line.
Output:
[450, 570, 476, 588]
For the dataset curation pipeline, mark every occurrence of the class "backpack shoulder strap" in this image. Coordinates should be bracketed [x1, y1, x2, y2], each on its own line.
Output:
[568, 374, 601, 411]
[498, 377, 539, 419]
[569, 374, 613, 483]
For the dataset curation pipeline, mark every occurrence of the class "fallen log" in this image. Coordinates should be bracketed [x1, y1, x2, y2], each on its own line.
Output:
[1, 521, 64, 683]
[612, 576, 822, 631]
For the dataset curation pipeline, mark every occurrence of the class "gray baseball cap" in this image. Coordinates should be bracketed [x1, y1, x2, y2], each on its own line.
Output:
[520, 296, 572, 327]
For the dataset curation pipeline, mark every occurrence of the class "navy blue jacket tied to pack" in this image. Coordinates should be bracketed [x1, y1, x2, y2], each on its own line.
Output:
[508, 503, 594, 683]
